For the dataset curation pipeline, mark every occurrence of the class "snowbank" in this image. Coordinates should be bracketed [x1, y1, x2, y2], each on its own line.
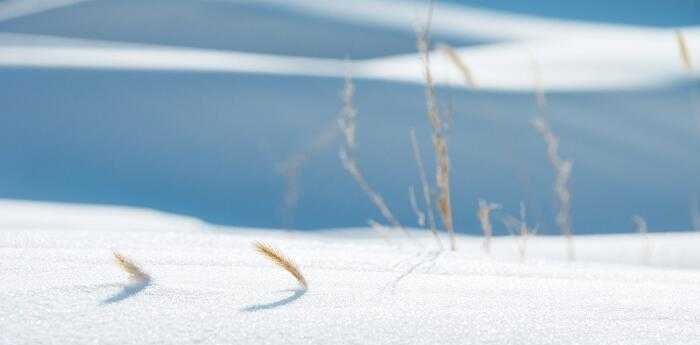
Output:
[3, 201, 700, 344]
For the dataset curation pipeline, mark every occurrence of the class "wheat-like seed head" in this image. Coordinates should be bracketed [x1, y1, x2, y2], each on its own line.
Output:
[253, 241, 308, 289]
[113, 251, 150, 281]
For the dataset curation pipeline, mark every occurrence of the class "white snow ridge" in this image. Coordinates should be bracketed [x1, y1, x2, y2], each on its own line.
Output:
[3, 201, 700, 345]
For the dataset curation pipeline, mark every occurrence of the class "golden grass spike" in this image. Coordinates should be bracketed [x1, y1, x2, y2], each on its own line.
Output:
[676, 30, 694, 72]
[438, 43, 476, 88]
[416, 8, 456, 251]
[253, 241, 307, 289]
[113, 251, 150, 281]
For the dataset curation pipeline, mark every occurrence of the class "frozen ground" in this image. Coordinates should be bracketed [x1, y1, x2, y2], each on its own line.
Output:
[3, 200, 700, 344]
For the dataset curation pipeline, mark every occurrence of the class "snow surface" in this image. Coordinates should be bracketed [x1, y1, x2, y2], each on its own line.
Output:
[3, 200, 700, 344]
[0, 1, 698, 91]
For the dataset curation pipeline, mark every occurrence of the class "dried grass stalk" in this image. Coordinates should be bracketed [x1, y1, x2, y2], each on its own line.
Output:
[532, 117, 574, 260]
[676, 30, 694, 72]
[417, 6, 456, 251]
[253, 241, 307, 289]
[531, 57, 548, 115]
[278, 120, 339, 227]
[338, 74, 412, 238]
[113, 251, 150, 281]
[675, 30, 700, 135]
[501, 202, 537, 261]
[410, 129, 442, 249]
[438, 43, 476, 88]
[368, 219, 393, 244]
[632, 215, 652, 265]
[691, 194, 700, 230]
[408, 185, 426, 227]
[477, 199, 500, 254]
[529, 55, 574, 260]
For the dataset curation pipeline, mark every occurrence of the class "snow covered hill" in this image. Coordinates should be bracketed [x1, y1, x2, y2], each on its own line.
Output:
[0, 0, 699, 234]
[3, 200, 700, 344]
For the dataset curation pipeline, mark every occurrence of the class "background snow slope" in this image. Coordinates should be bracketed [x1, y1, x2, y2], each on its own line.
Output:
[0, 0, 699, 234]
[3, 201, 700, 345]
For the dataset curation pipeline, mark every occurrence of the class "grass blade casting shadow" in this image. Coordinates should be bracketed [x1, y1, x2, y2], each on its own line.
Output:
[240, 288, 307, 312]
[102, 251, 152, 305]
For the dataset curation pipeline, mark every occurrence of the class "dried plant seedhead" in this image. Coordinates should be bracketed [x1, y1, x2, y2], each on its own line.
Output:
[253, 241, 307, 289]
[676, 30, 694, 72]
[113, 251, 150, 281]
[532, 116, 574, 260]
[438, 43, 476, 88]
[338, 75, 357, 149]
[477, 199, 501, 254]
[337, 74, 412, 240]
[418, 26, 455, 250]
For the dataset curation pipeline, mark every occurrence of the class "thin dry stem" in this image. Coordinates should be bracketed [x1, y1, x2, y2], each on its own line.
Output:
[278, 121, 339, 227]
[676, 30, 694, 72]
[531, 56, 548, 115]
[253, 241, 307, 289]
[410, 129, 442, 249]
[676, 30, 700, 135]
[532, 117, 574, 260]
[632, 215, 652, 265]
[691, 194, 700, 230]
[438, 43, 476, 88]
[417, 3, 456, 251]
[530, 55, 574, 260]
[368, 219, 393, 244]
[338, 75, 412, 239]
[113, 251, 150, 281]
[477, 199, 500, 254]
[408, 185, 426, 228]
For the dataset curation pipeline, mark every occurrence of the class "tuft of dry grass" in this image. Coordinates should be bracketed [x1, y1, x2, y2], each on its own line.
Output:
[676, 30, 694, 73]
[501, 202, 537, 261]
[409, 129, 442, 250]
[416, 2, 456, 251]
[253, 241, 308, 289]
[113, 251, 150, 281]
[438, 43, 476, 88]
[477, 199, 500, 254]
